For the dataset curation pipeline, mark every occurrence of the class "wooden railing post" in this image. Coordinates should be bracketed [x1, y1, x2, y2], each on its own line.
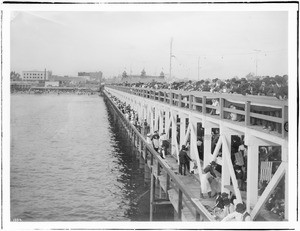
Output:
[220, 98, 225, 119]
[166, 174, 170, 200]
[157, 161, 161, 176]
[150, 168, 155, 221]
[282, 105, 288, 138]
[202, 96, 206, 115]
[178, 189, 183, 220]
[151, 151, 154, 165]
[189, 95, 193, 110]
[178, 94, 182, 108]
[170, 92, 173, 105]
[245, 101, 251, 126]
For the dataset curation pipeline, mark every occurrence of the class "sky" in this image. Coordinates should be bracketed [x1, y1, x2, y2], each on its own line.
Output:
[10, 10, 288, 80]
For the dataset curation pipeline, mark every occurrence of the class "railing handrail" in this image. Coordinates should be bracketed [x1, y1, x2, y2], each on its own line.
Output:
[110, 85, 288, 107]
[106, 85, 288, 139]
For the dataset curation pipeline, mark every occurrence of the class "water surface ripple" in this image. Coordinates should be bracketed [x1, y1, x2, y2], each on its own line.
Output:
[11, 94, 144, 221]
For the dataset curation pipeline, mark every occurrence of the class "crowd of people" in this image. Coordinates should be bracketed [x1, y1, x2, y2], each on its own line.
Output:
[114, 75, 288, 134]
[117, 75, 288, 100]
[108, 92, 285, 221]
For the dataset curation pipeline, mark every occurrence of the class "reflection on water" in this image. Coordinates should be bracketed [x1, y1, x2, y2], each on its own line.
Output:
[10, 94, 148, 221]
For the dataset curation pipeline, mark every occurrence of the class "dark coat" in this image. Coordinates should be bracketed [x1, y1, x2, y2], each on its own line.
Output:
[179, 150, 191, 164]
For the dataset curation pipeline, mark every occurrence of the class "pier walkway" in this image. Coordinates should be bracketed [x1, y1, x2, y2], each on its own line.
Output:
[104, 85, 288, 222]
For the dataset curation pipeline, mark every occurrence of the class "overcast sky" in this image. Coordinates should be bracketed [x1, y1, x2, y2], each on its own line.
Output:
[10, 11, 288, 80]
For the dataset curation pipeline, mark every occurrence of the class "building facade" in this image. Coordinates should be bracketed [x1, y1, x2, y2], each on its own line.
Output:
[121, 70, 165, 84]
[78, 71, 103, 82]
[22, 70, 52, 81]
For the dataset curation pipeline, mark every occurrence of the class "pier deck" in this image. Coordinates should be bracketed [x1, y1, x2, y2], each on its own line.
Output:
[104, 87, 287, 222]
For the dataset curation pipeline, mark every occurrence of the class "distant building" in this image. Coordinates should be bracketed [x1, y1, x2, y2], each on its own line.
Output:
[78, 71, 103, 82]
[121, 69, 165, 83]
[80, 76, 91, 81]
[49, 75, 87, 86]
[22, 70, 52, 81]
[45, 81, 59, 87]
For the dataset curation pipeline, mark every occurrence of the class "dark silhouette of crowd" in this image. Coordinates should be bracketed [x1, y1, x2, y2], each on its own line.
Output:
[116, 75, 288, 100]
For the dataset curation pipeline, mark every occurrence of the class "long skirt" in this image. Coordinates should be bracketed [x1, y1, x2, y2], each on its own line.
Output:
[200, 173, 212, 194]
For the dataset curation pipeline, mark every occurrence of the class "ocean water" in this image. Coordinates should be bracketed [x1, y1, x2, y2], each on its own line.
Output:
[10, 94, 149, 221]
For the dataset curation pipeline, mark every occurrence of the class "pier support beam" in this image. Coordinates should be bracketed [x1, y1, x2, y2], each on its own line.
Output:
[221, 128, 232, 195]
[203, 122, 213, 167]
[170, 110, 179, 160]
[179, 113, 188, 148]
[245, 136, 260, 209]
[159, 109, 164, 135]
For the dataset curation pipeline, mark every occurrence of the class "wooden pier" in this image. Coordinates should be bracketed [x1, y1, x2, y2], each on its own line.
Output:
[103, 85, 289, 222]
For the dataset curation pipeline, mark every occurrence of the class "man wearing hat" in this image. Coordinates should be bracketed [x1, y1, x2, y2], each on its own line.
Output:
[200, 161, 217, 198]
[179, 145, 191, 175]
[222, 203, 252, 221]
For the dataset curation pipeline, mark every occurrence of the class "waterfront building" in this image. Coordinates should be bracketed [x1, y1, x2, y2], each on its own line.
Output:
[121, 69, 165, 84]
[10, 81, 33, 91]
[49, 75, 87, 86]
[78, 71, 103, 82]
[45, 81, 59, 87]
[22, 70, 52, 81]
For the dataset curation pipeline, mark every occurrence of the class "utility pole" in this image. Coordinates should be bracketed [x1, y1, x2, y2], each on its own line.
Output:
[169, 38, 173, 80]
[254, 49, 261, 77]
[197, 56, 200, 81]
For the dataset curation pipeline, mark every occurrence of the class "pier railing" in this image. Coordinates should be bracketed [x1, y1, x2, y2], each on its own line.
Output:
[107, 85, 288, 139]
[104, 90, 215, 221]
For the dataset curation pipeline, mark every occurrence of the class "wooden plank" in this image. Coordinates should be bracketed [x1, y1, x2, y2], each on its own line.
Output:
[249, 112, 282, 123]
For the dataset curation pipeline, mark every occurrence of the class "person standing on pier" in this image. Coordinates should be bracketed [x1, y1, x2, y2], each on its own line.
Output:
[179, 145, 191, 175]
[143, 119, 150, 136]
[200, 161, 217, 198]
[151, 131, 160, 152]
[159, 131, 168, 158]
